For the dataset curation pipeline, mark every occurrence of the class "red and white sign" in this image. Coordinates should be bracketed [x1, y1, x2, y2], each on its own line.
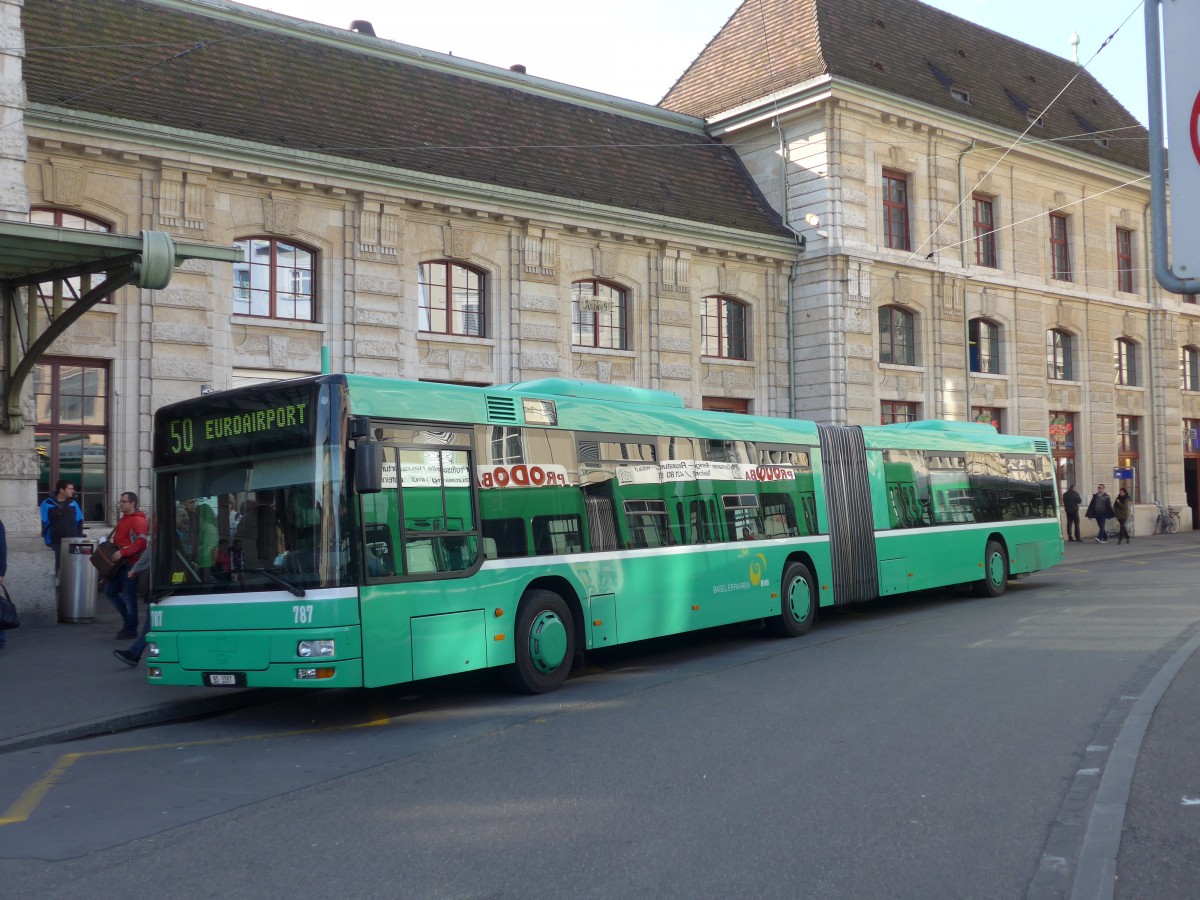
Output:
[1164, 0, 1200, 276]
[477, 464, 570, 488]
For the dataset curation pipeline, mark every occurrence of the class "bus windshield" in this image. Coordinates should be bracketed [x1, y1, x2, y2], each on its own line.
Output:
[153, 445, 350, 594]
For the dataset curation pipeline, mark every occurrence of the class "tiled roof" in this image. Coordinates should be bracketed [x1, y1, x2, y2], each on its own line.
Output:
[21, 0, 793, 240]
[661, 0, 1147, 172]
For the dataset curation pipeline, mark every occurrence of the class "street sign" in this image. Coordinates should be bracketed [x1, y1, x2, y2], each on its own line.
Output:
[1163, 0, 1200, 277]
[1113, 467, 1133, 480]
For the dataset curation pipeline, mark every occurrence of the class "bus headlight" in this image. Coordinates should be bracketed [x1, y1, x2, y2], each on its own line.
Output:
[297, 640, 335, 658]
[146, 643, 160, 658]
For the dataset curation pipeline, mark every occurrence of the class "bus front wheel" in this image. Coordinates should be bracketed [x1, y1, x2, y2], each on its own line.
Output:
[973, 539, 1008, 597]
[503, 590, 576, 694]
[767, 562, 816, 637]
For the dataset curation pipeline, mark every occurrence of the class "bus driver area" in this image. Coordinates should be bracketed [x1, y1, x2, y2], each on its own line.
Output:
[144, 375, 1062, 693]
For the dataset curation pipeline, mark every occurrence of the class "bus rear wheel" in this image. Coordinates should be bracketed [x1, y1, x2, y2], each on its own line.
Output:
[503, 590, 575, 694]
[973, 539, 1008, 597]
[767, 562, 816, 637]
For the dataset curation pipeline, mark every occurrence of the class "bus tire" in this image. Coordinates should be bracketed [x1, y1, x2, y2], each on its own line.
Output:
[973, 539, 1008, 597]
[503, 590, 575, 694]
[767, 562, 816, 637]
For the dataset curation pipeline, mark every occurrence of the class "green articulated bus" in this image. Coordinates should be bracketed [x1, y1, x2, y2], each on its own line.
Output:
[146, 375, 1063, 692]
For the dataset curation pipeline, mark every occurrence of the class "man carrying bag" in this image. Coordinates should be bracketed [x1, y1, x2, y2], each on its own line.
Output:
[102, 492, 148, 640]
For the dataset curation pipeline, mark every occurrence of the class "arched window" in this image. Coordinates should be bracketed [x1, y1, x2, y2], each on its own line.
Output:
[418, 260, 485, 336]
[572, 280, 627, 349]
[701, 296, 747, 360]
[233, 237, 316, 322]
[968, 318, 1000, 374]
[1046, 329, 1074, 381]
[1181, 346, 1199, 392]
[29, 208, 113, 304]
[878, 305, 915, 365]
[1114, 338, 1138, 386]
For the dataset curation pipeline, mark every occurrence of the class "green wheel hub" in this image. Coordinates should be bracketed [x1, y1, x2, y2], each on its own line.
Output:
[787, 577, 810, 623]
[528, 611, 568, 673]
[987, 550, 1005, 586]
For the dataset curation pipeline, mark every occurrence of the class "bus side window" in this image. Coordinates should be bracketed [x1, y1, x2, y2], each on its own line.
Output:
[761, 492, 798, 537]
[482, 517, 528, 558]
[532, 515, 583, 555]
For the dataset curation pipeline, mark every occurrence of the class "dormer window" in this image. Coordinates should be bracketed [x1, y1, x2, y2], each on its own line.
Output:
[1027, 110, 1045, 128]
[951, 86, 970, 103]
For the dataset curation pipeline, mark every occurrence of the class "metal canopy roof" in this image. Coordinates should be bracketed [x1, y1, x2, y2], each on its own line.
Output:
[0, 220, 239, 286]
[1, 220, 240, 433]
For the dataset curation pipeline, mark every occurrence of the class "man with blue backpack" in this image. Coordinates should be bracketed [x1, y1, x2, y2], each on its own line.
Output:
[40, 479, 84, 576]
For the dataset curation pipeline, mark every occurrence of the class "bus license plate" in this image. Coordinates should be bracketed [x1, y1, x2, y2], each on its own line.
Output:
[204, 672, 245, 687]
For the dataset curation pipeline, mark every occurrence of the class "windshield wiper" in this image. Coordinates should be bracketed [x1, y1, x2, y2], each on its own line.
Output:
[245, 567, 306, 597]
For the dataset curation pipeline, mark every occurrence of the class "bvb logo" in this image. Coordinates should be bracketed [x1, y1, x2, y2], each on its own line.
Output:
[749, 553, 768, 586]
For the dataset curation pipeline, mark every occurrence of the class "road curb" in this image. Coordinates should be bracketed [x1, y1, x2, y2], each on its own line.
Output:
[0, 689, 280, 756]
[1069, 629, 1200, 900]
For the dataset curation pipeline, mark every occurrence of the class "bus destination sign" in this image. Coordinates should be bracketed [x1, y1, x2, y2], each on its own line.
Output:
[155, 385, 318, 465]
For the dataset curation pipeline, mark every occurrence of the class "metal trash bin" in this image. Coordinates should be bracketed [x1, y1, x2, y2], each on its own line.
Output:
[58, 536, 97, 623]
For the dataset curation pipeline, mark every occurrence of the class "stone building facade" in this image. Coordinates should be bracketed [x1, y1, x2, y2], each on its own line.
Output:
[662, 0, 1199, 536]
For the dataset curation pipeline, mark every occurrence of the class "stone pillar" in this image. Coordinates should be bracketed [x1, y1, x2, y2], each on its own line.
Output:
[0, 0, 54, 624]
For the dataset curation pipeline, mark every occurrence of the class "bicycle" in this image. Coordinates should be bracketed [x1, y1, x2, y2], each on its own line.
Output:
[1153, 500, 1180, 535]
[1105, 515, 1133, 540]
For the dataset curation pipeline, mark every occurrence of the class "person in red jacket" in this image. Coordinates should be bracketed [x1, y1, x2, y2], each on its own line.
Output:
[104, 491, 149, 640]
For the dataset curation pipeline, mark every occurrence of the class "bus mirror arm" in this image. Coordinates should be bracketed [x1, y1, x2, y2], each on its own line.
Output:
[354, 441, 384, 494]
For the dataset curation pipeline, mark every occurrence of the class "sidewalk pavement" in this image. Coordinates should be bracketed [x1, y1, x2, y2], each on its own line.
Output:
[0, 530, 1194, 754]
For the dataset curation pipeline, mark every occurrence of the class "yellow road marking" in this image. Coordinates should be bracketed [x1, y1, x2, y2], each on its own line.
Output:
[0, 722, 366, 826]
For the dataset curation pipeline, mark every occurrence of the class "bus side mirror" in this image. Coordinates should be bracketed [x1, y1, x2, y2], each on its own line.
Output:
[355, 442, 383, 494]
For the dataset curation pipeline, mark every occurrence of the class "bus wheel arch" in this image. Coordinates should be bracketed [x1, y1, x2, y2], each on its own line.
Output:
[973, 535, 1009, 597]
[502, 580, 581, 694]
[767, 557, 817, 637]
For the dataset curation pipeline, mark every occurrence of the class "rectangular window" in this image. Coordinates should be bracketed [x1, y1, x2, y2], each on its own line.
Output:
[972, 407, 1002, 431]
[1185, 419, 1200, 454]
[1050, 214, 1072, 281]
[969, 319, 999, 374]
[1116, 228, 1134, 293]
[34, 358, 109, 522]
[1049, 411, 1076, 491]
[973, 196, 997, 267]
[883, 170, 911, 251]
[1117, 415, 1140, 500]
[881, 400, 918, 424]
[1184, 347, 1200, 391]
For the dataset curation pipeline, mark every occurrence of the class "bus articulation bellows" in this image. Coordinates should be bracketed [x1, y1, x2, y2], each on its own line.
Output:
[147, 375, 1062, 692]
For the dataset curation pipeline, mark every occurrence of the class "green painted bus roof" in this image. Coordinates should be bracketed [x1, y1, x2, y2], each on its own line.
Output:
[337, 374, 1046, 454]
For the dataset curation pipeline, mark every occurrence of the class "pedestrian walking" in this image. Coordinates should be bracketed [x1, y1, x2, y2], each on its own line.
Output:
[1085, 483, 1114, 544]
[102, 491, 149, 640]
[1062, 483, 1082, 542]
[0, 517, 8, 650]
[114, 526, 153, 668]
[39, 479, 84, 575]
[1114, 487, 1133, 544]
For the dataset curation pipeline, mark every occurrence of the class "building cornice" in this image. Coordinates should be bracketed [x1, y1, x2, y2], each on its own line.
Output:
[26, 105, 799, 259]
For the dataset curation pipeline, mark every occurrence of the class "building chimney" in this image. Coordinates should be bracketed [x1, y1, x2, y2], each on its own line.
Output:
[350, 20, 376, 37]
[509, 64, 527, 74]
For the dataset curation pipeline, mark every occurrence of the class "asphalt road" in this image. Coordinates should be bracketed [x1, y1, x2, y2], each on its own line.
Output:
[1, 548, 1197, 898]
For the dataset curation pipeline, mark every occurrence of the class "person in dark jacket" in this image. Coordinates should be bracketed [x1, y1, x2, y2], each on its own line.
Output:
[1113, 487, 1133, 544]
[1062, 483, 1082, 542]
[1086, 484, 1114, 544]
[39, 479, 84, 574]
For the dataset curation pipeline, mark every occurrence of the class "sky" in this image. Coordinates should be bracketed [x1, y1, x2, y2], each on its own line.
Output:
[246, 0, 1152, 125]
